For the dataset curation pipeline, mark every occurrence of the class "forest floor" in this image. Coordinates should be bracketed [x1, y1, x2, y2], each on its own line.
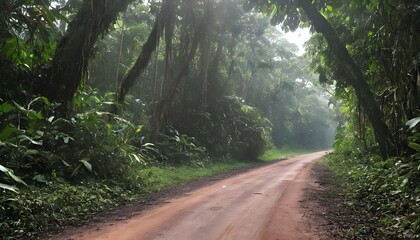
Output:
[43, 151, 347, 240]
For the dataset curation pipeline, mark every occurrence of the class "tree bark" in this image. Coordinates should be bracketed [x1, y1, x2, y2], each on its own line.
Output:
[150, 11, 209, 140]
[115, 0, 175, 106]
[45, 0, 135, 109]
[199, 33, 211, 112]
[116, 18, 163, 104]
[297, 0, 395, 158]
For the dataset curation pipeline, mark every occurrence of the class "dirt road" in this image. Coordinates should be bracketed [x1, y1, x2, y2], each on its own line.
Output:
[59, 151, 326, 240]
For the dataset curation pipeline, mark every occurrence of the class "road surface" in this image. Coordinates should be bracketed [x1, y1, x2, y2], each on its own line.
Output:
[59, 151, 326, 240]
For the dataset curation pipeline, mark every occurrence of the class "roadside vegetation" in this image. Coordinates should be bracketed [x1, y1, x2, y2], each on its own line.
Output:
[303, 0, 419, 238]
[321, 126, 419, 239]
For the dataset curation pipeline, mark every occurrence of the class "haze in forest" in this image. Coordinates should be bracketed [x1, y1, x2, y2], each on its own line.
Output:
[1, 0, 418, 238]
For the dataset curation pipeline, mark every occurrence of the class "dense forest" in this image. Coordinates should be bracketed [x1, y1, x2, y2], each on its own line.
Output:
[0, 0, 419, 239]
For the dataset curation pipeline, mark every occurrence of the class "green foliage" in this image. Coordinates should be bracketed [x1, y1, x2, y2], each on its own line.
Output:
[0, 179, 137, 239]
[0, 164, 27, 193]
[306, 0, 419, 156]
[0, 88, 151, 184]
[259, 146, 310, 161]
[0, 88, 154, 238]
[140, 161, 254, 192]
[201, 96, 269, 161]
[0, 0, 62, 66]
[326, 118, 420, 239]
[155, 133, 208, 166]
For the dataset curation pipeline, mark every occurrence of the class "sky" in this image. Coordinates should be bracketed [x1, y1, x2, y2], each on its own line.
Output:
[280, 27, 311, 56]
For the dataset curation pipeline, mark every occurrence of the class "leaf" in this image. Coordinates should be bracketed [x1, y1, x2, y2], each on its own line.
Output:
[130, 153, 142, 163]
[136, 125, 144, 133]
[406, 117, 420, 130]
[408, 142, 420, 152]
[63, 136, 70, 143]
[80, 159, 92, 171]
[25, 149, 39, 156]
[12, 101, 26, 111]
[19, 135, 43, 146]
[27, 110, 44, 120]
[33, 174, 47, 183]
[391, 190, 402, 195]
[114, 116, 135, 128]
[0, 165, 9, 173]
[400, 178, 409, 187]
[102, 101, 114, 105]
[8, 172, 27, 186]
[326, 5, 333, 12]
[0, 102, 14, 113]
[0, 183, 18, 193]
[143, 143, 155, 147]
[0, 125, 18, 141]
[0, 164, 27, 186]
[62, 160, 71, 167]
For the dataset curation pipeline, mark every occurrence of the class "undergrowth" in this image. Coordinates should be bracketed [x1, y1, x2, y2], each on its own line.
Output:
[0, 179, 136, 239]
[323, 149, 419, 239]
[259, 145, 314, 161]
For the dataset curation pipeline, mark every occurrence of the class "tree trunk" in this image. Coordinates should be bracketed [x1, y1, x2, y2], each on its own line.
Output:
[199, 34, 211, 113]
[162, 1, 176, 98]
[45, 0, 134, 109]
[150, 11, 210, 140]
[116, 18, 163, 104]
[297, 0, 395, 159]
[115, 0, 175, 106]
[114, 14, 126, 92]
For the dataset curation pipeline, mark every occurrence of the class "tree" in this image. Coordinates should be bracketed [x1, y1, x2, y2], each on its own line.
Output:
[297, 0, 396, 158]
[115, 0, 176, 105]
[44, 0, 135, 109]
[248, 0, 396, 158]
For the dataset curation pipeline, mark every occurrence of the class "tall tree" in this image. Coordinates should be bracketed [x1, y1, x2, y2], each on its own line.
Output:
[150, 4, 212, 139]
[45, 0, 135, 109]
[297, 0, 395, 158]
[249, 0, 396, 158]
[116, 0, 176, 105]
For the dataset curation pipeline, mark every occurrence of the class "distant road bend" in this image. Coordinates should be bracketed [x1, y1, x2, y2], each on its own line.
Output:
[61, 151, 327, 240]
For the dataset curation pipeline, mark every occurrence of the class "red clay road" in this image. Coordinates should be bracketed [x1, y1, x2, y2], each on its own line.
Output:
[61, 151, 326, 240]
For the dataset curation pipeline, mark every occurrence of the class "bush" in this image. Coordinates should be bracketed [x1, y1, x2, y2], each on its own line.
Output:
[200, 96, 270, 160]
[325, 120, 420, 239]
[0, 88, 151, 183]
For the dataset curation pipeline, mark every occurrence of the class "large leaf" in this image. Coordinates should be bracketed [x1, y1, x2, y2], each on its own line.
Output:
[0, 183, 18, 193]
[0, 164, 27, 186]
[406, 117, 420, 130]
[408, 142, 420, 152]
[0, 125, 18, 141]
[0, 102, 14, 113]
[27, 110, 44, 120]
[12, 101, 26, 111]
[18, 135, 43, 146]
[80, 159, 92, 171]
[33, 174, 47, 183]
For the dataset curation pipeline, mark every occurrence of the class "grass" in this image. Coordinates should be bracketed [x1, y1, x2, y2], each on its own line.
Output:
[141, 162, 253, 191]
[259, 146, 312, 161]
[320, 152, 420, 239]
[141, 146, 312, 192]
